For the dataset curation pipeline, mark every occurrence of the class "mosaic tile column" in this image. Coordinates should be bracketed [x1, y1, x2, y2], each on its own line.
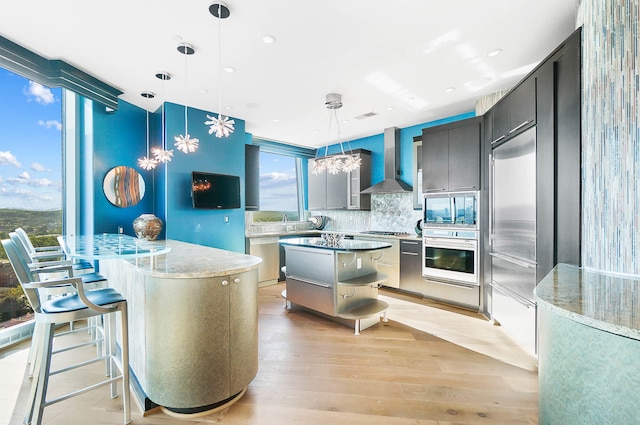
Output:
[577, 0, 640, 275]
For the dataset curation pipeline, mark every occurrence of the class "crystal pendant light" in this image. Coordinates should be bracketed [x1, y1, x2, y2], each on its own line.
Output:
[174, 42, 199, 153]
[311, 93, 361, 175]
[152, 72, 174, 163]
[205, 2, 235, 138]
[138, 92, 158, 170]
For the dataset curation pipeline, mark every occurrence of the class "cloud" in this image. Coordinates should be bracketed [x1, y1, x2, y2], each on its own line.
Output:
[24, 81, 55, 105]
[31, 162, 48, 172]
[259, 171, 297, 190]
[0, 151, 21, 167]
[38, 119, 62, 130]
[19, 171, 30, 179]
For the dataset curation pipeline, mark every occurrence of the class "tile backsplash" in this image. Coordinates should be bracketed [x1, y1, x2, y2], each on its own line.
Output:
[311, 193, 422, 234]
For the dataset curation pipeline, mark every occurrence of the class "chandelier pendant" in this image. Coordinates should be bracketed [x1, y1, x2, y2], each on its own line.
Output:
[174, 133, 200, 153]
[205, 114, 236, 138]
[311, 93, 360, 175]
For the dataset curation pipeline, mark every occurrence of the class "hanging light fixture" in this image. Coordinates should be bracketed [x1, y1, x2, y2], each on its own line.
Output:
[138, 92, 158, 170]
[174, 42, 200, 153]
[311, 93, 361, 175]
[152, 72, 174, 163]
[205, 2, 235, 138]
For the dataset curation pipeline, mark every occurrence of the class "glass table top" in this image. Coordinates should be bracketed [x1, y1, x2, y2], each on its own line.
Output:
[58, 233, 171, 260]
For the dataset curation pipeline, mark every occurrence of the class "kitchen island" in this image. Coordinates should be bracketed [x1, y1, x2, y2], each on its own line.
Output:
[535, 264, 640, 424]
[280, 237, 391, 334]
[100, 239, 262, 416]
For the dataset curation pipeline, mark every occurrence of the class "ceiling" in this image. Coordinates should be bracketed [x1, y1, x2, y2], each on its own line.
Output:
[0, 1, 578, 148]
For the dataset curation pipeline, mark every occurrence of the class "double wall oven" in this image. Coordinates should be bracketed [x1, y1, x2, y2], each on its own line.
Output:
[421, 191, 480, 310]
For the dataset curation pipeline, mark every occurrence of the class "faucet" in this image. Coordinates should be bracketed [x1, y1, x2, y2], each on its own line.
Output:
[282, 214, 288, 231]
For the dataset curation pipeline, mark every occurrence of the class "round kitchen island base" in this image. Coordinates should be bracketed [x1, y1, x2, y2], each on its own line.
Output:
[160, 388, 247, 419]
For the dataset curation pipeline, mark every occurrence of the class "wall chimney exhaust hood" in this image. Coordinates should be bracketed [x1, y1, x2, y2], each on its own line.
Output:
[361, 127, 412, 194]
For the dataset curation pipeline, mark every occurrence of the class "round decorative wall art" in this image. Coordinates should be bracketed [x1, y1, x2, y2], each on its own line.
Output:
[103, 166, 145, 207]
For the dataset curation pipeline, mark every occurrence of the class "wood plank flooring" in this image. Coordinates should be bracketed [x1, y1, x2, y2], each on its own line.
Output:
[1, 283, 538, 424]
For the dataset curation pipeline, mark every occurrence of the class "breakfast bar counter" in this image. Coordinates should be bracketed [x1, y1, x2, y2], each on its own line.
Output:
[100, 239, 262, 415]
[534, 264, 640, 424]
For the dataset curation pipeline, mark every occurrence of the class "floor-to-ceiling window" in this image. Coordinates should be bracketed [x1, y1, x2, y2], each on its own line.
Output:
[0, 69, 62, 342]
[259, 151, 304, 219]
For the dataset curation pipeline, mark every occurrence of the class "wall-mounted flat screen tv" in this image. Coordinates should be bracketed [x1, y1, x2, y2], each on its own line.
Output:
[191, 171, 241, 209]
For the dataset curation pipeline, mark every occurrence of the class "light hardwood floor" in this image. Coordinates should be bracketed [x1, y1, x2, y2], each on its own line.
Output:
[1, 283, 538, 425]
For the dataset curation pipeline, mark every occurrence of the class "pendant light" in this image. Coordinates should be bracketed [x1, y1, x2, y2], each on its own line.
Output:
[174, 42, 200, 153]
[205, 2, 235, 138]
[311, 93, 361, 175]
[138, 92, 158, 170]
[152, 72, 174, 163]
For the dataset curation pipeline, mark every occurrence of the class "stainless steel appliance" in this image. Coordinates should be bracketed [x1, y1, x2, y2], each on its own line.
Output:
[423, 191, 478, 229]
[421, 191, 480, 310]
[422, 230, 478, 285]
[489, 126, 537, 354]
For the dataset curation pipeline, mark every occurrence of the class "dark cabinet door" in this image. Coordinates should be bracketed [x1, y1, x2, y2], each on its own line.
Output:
[422, 128, 449, 192]
[448, 121, 481, 191]
[492, 78, 537, 144]
[244, 145, 260, 210]
[510, 77, 536, 135]
[307, 163, 327, 210]
[325, 171, 348, 209]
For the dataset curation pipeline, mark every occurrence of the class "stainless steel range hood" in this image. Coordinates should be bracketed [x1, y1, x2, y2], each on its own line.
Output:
[361, 127, 412, 194]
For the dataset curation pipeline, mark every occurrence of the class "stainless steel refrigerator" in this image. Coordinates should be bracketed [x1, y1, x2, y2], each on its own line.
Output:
[489, 126, 537, 354]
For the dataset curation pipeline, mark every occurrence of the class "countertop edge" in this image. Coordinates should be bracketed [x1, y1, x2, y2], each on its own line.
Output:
[534, 263, 640, 341]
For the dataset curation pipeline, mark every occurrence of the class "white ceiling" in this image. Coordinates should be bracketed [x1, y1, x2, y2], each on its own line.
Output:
[0, 0, 578, 148]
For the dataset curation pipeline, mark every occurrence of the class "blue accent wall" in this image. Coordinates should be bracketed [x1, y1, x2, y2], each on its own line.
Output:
[92, 99, 155, 235]
[162, 102, 246, 253]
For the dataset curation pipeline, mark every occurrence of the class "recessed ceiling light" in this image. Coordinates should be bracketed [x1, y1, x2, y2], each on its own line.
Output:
[262, 35, 276, 44]
[225, 105, 232, 110]
[224, 66, 235, 73]
[201, 89, 209, 94]
[342, 120, 348, 124]
[488, 48, 503, 57]
[444, 87, 456, 93]
[387, 106, 394, 111]
[313, 130, 320, 134]
[273, 119, 280, 123]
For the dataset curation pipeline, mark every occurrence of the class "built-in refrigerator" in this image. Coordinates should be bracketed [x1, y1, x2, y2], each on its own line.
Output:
[489, 126, 537, 354]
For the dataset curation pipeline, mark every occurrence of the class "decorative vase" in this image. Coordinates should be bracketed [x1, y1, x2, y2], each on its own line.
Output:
[133, 214, 163, 240]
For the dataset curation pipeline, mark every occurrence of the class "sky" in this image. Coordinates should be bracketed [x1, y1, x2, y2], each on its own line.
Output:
[0, 69, 62, 210]
[0, 68, 299, 213]
[259, 151, 298, 211]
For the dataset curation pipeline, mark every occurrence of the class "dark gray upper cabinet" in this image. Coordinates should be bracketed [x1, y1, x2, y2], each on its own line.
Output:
[308, 149, 371, 210]
[422, 129, 449, 192]
[491, 77, 536, 145]
[244, 145, 259, 211]
[422, 117, 482, 193]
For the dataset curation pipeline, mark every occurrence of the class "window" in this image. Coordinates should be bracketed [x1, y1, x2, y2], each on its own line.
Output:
[259, 151, 303, 219]
[0, 69, 62, 345]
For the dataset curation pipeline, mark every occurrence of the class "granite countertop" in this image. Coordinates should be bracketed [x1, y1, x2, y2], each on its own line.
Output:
[534, 263, 640, 341]
[280, 237, 392, 252]
[117, 239, 262, 279]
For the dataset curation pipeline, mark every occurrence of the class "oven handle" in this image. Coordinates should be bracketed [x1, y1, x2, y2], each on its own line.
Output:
[423, 238, 477, 250]
[424, 278, 479, 289]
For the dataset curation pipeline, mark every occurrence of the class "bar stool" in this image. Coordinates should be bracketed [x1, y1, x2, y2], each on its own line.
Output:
[9, 232, 109, 377]
[1, 238, 131, 425]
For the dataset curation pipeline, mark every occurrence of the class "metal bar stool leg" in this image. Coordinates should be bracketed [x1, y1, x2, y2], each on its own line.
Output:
[31, 323, 55, 425]
[120, 305, 131, 424]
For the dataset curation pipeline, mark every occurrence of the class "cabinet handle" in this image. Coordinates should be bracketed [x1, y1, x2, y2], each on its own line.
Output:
[401, 241, 420, 245]
[491, 135, 506, 145]
[508, 120, 531, 134]
[424, 188, 447, 192]
[401, 251, 419, 256]
[233, 278, 240, 284]
[450, 186, 477, 190]
[221, 280, 229, 286]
